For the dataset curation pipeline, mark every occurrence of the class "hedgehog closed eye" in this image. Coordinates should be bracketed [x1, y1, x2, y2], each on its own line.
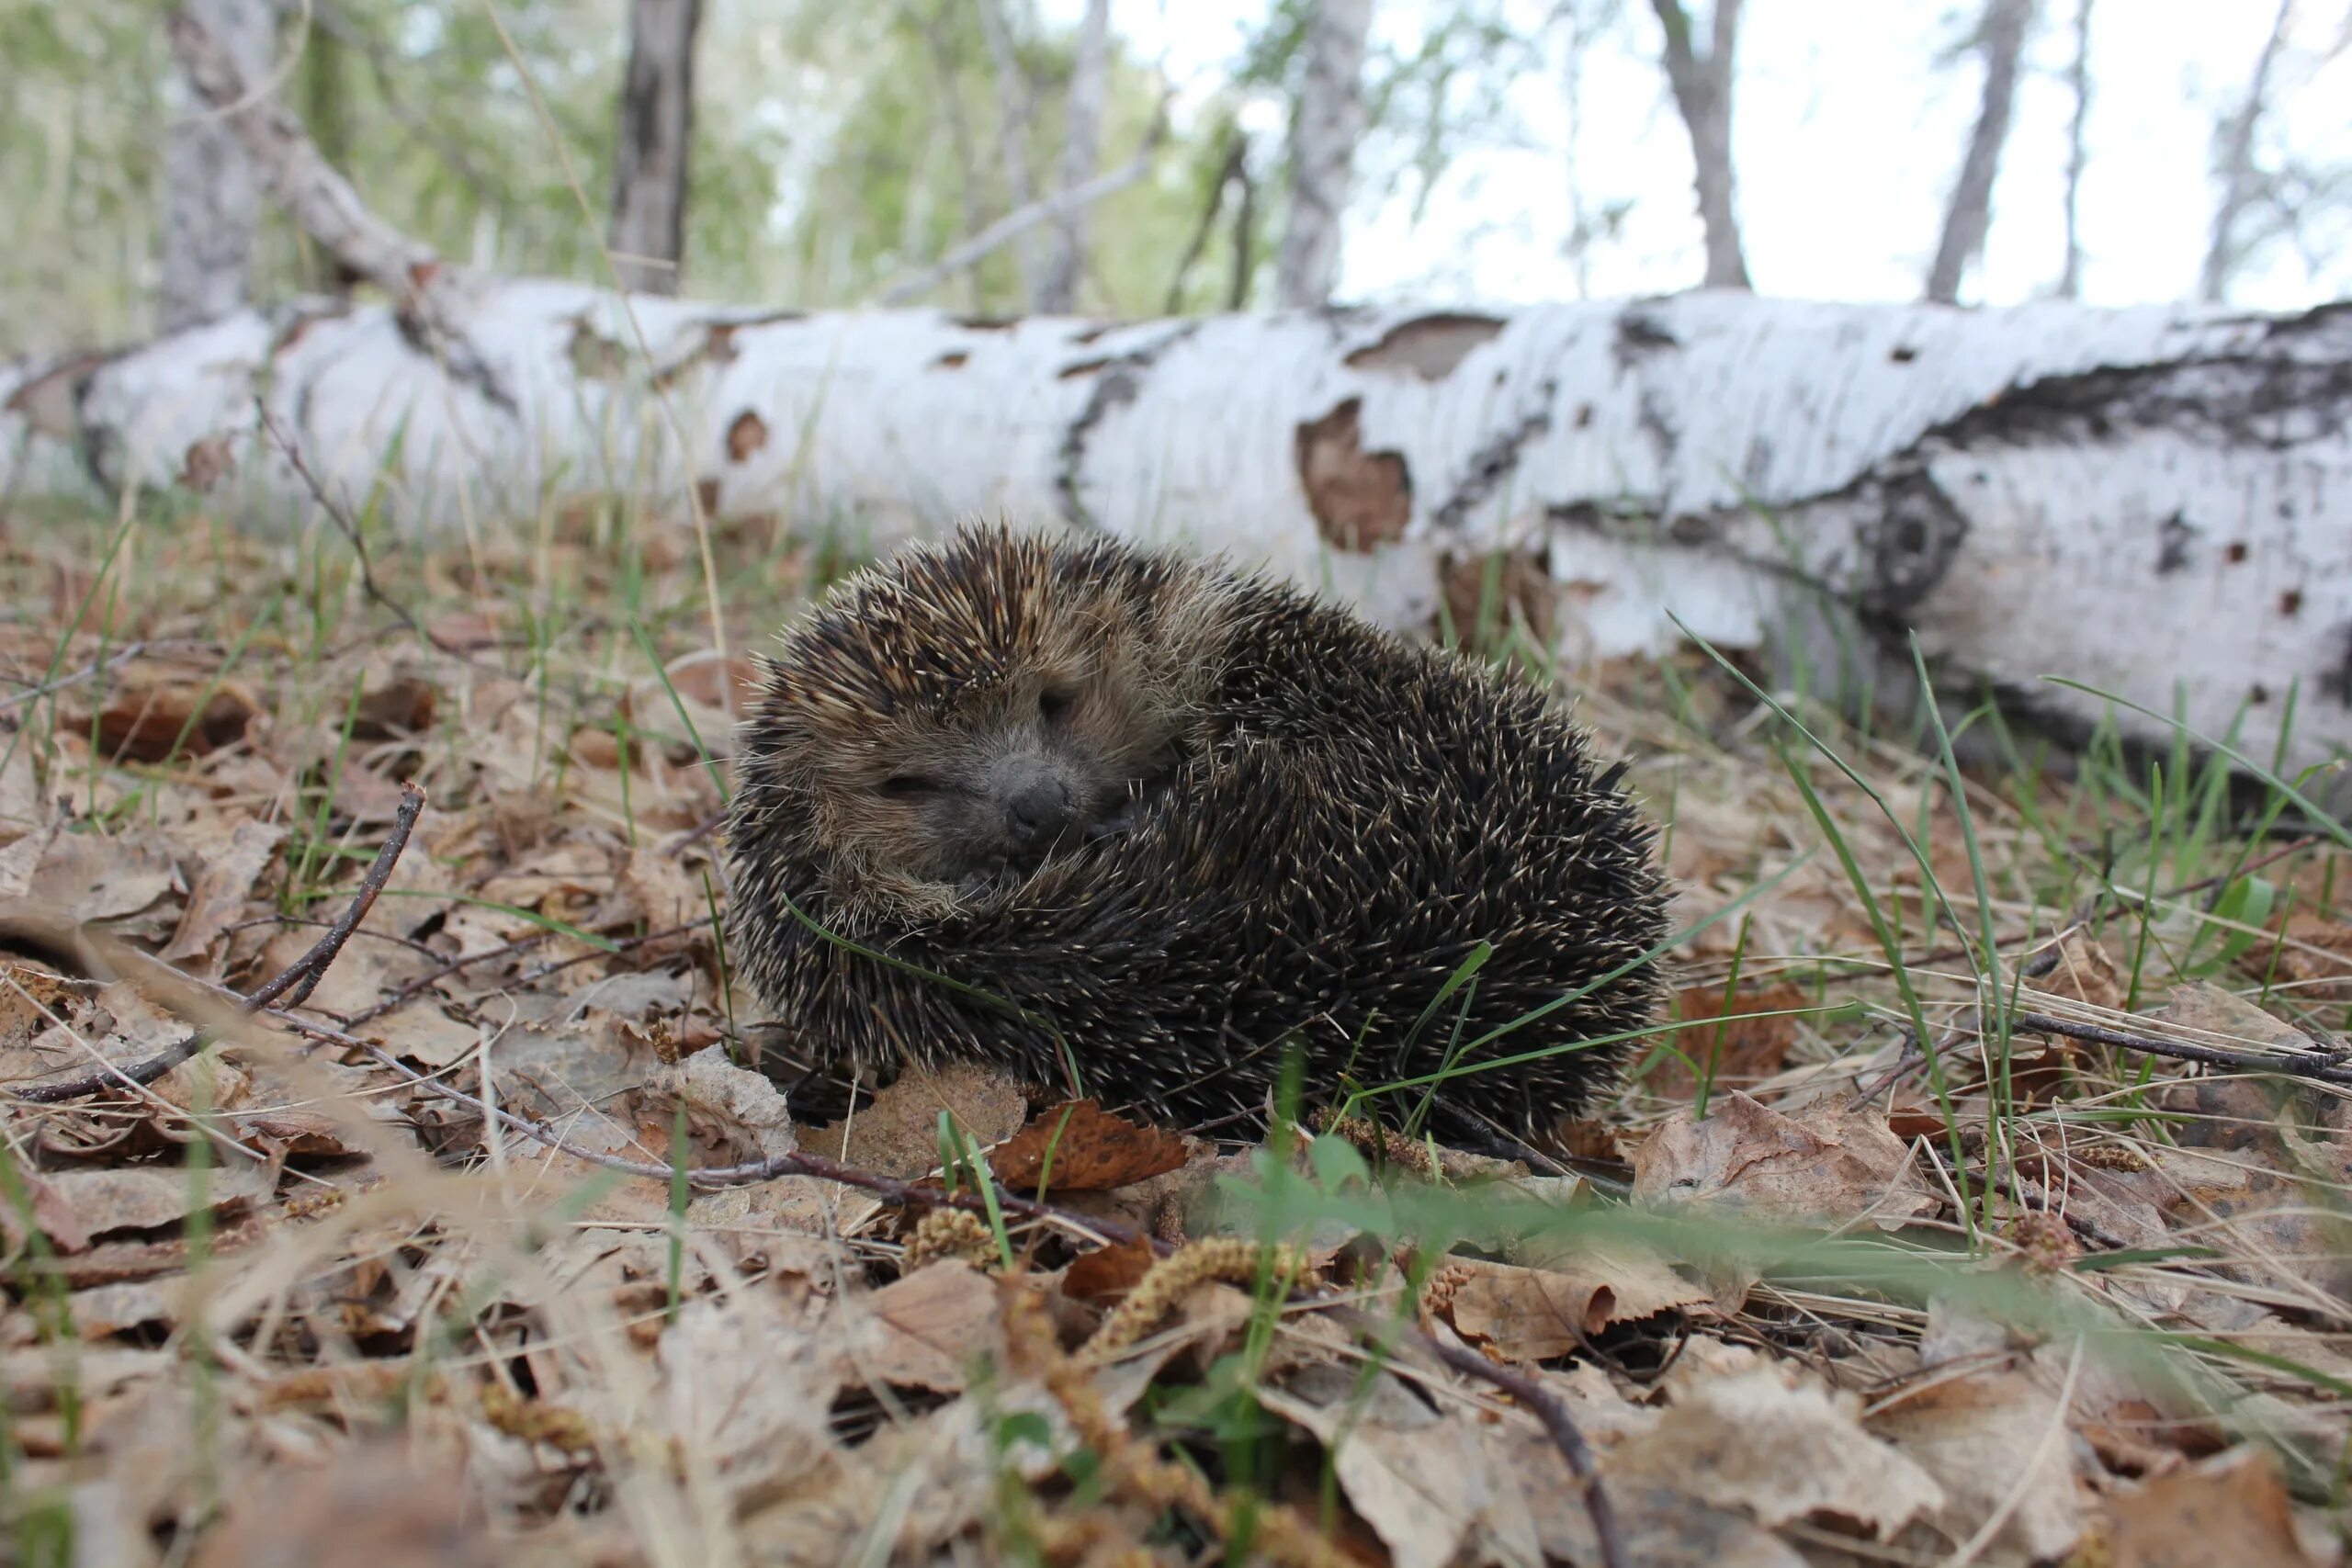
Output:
[722, 520, 1670, 1147]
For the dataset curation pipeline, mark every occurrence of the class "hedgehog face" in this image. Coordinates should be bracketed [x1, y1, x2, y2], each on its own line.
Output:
[745, 525, 1221, 904]
[840, 661, 1184, 891]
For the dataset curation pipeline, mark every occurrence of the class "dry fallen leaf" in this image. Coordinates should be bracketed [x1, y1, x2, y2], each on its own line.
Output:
[830, 1260, 1008, 1393]
[2104, 1446, 2317, 1568]
[1631, 1090, 1940, 1229]
[801, 1062, 1029, 1179]
[1441, 1250, 1711, 1359]
[1867, 1367, 2089, 1563]
[1647, 980, 1809, 1097]
[1605, 1366, 1946, 1540]
[989, 1098, 1192, 1191]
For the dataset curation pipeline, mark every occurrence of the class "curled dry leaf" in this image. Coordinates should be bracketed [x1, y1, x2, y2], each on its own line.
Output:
[829, 1259, 1008, 1393]
[652, 1294, 839, 1505]
[1631, 1090, 1939, 1230]
[187, 1437, 497, 1568]
[1604, 1366, 1946, 1540]
[2104, 1446, 2318, 1568]
[637, 1045, 797, 1162]
[158, 817, 286, 968]
[1258, 1361, 1533, 1568]
[1060, 1237, 1158, 1303]
[1647, 980, 1810, 1097]
[28, 1158, 277, 1246]
[1440, 1251, 1712, 1360]
[1866, 1367, 2089, 1563]
[799, 1061, 1029, 1179]
[83, 673, 261, 762]
[989, 1098, 1192, 1191]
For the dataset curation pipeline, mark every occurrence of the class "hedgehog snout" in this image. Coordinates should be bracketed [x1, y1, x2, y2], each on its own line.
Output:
[1002, 774, 1079, 849]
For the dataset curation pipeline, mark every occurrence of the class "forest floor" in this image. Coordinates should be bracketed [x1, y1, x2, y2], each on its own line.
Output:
[4, 493, 2351, 1568]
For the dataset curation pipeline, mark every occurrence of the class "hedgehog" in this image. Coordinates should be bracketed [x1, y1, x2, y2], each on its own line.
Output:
[721, 521, 1672, 1144]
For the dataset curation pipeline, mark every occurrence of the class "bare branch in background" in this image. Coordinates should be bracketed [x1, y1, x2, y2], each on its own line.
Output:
[1275, 0, 1374, 308]
[609, 0, 705, 296]
[1162, 129, 1245, 314]
[976, 0, 1044, 299]
[1036, 0, 1111, 311]
[1647, 0, 1750, 290]
[2199, 0, 2295, 303]
[905, 0, 992, 310]
[2057, 0, 2093, 299]
[1924, 0, 2037, 305]
[165, 8, 508, 407]
[160, 0, 275, 331]
[876, 104, 1169, 306]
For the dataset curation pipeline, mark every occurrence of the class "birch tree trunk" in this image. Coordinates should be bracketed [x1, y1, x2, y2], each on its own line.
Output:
[1925, 0, 2036, 306]
[1647, 0, 1750, 291]
[1275, 0, 1374, 309]
[2199, 0, 2294, 304]
[609, 0, 703, 297]
[1035, 0, 1110, 313]
[10, 289, 2351, 784]
[2056, 0, 2093, 299]
[977, 0, 1044, 302]
[158, 0, 276, 332]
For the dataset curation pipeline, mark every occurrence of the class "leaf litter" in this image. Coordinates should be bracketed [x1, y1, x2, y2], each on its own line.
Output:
[2, 512, 2350, 1565]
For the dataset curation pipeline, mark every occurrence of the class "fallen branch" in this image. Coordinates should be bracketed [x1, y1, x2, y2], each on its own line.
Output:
[6, 781, 426, 1103]
[166, 6, 509, 409]
[2011, 1010, 2352, 1087]
[876, 103, 1170, 306]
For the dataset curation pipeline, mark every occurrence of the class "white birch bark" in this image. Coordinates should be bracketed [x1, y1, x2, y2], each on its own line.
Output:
[1274, 0, 1374, 309]
[608, 0, 704, 297]
[1035, 0, 1110, 313]
[1925, 0, 2036, 306]
[7, 290, 2350, 783]
[158, 0, 277, 332]
[1647, 0, 1750, 291]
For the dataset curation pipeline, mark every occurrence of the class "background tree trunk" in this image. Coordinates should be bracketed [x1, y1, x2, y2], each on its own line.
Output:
[1275, 0, 1374, 309]
[977, 0, 1044, 302]
[608, 0, 704, 297]
[1035, 0, 1110, 313]
[1925, 0, 2036, 305]
[1647, 0, 1750, 290]
[2199, 0, 2294, 304]
[158, 0, 276, 332]
[2057, 0, 2093, 299]
[10, 288, 2349, 783]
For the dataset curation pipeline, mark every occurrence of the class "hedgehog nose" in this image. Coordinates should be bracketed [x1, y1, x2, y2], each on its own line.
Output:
[1005, 778, 1077, 845]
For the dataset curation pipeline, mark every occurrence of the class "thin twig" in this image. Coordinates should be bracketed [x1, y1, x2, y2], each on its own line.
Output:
[7, 783, 427, 1103]
[254, 405, 481, 662]
[0, 641, 151, 713]
[2011, 1010, 2352, 1085]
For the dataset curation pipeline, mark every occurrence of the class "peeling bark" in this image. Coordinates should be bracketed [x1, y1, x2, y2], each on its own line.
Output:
[1925, 0, 2037, 306]
[8, 292, 2349, 784]
[609, 0, 703, 297]
[1276, 0, 1374, 309]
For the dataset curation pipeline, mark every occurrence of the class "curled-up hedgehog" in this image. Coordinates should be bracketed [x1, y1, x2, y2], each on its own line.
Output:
[723, 521, 1671, 1141]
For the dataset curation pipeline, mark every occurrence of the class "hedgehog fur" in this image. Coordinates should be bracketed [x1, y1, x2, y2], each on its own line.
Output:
[722, 521, 1672, 1138]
